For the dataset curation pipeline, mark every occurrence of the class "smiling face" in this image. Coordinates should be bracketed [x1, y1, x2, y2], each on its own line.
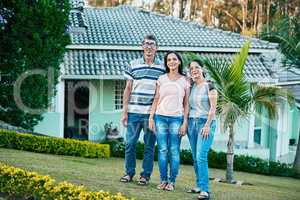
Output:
[142, 39, 158, 60]
[189, 61, 204, 80]
[166, 53, 181, 73]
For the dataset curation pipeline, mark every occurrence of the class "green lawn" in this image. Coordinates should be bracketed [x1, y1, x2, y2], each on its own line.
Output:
[1, 148, 300, 200]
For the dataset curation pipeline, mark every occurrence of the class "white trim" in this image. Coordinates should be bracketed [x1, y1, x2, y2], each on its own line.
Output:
[101, 110, 123, 114]
[275, 81, 300, 86]
[99, 80, 104, 113]
[62, 75, 277, 82]
[248, 111, 255, 148]
[249, 78, 278, 84]
[57, 80, 65, 138]
[62, 75, 124, 80]
[66, 44, 275, 53]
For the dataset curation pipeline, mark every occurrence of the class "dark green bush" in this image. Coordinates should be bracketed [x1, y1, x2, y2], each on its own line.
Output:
[104, 140, 297, 178]
[0, 130, 110, 158]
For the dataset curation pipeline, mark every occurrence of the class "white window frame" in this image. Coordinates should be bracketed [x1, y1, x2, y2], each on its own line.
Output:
[114, 80, 125, 111]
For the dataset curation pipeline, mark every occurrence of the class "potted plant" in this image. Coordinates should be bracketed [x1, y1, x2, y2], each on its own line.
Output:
[104, 122, 123, 141]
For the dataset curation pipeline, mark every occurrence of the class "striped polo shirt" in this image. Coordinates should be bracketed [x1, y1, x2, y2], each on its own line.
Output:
[124, 57, 165, 114]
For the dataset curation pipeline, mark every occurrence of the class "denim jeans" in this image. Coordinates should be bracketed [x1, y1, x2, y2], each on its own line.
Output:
[125, 113, 156, 180]
[187, 117, 216, 192]
[155, 114, 183, 184]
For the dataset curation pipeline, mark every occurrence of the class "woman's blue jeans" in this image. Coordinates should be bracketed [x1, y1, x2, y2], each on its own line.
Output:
[187, 117, 216, 192]
[155, 114, 183, 184]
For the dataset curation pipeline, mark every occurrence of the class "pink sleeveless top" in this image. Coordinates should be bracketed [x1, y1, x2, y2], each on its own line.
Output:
[156, 74, 190, 117]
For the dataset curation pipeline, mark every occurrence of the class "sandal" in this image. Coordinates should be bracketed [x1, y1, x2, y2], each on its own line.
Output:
[165, 183, 175, 191]
[156, 182, 168, 190]
[186, 187, 201, 193]
[198, 192, 210, 200]
[137, 176, 149, 186]
[120, 174, 133, 183]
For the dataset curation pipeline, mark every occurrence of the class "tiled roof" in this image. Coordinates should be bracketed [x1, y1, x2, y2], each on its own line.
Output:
[69, 6, 278, 50]
[70, 0, 85, 10]
[278, 68, 300, 105]
[65, 2, 279, 83]
[278, 67, 300, 82]
[69, 11, 88, 30]
[62, 50, 273, 82]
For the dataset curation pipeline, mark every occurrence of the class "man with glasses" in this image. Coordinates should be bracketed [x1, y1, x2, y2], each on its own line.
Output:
[120, 34, 165, 185]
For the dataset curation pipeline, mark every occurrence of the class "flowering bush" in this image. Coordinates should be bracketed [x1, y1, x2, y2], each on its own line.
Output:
[0, 163, 132, 200]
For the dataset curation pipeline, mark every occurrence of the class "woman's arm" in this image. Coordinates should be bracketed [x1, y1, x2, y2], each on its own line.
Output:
[149, 83, 160, 131]
[180, 85, 190, 136]
[206, 89, 217, 126]
[202, 88, 218, 139]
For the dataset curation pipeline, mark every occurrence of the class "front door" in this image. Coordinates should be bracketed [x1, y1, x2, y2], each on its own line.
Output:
[64, 80, 89, 140]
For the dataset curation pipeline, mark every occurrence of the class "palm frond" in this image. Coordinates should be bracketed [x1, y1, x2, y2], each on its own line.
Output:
[220, 101, 248, 131]
[200, 57, 228, 89]
[296, 41, 300, 50]
[251, 84, 295, 119]
[229, 41, 251, 83]
[202, 42, 254, 134]
[261, 16, 300, 69]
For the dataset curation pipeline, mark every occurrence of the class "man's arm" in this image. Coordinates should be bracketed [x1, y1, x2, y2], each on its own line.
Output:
[121, 80, 132, 126]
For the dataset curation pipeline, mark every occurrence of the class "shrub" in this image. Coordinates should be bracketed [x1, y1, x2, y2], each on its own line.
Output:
[105, 140, 297, 178]
[0, 130, 110, 158]
[0, 163, 132, 200]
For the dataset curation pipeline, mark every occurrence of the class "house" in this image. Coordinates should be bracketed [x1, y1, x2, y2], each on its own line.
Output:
[275, 67, 300, 163]
[34, 0, 300, 163]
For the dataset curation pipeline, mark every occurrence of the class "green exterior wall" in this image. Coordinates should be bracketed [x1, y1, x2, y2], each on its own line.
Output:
[88, 80, 123, 141]
[34, 112, 63, 138]
[260, 108, 271, 148]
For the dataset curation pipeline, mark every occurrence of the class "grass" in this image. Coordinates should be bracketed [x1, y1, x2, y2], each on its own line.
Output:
[0, 148, 300, 200]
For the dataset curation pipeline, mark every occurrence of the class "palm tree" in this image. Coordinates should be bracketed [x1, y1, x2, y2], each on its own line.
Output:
[201, 41, 294, 183]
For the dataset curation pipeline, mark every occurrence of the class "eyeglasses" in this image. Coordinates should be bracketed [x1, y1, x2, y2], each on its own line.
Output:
[142, 42, 157, 48]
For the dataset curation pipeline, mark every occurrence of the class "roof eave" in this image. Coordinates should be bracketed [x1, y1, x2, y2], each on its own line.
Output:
[66, 44, 277, 53]
[61, 75, 124, 80]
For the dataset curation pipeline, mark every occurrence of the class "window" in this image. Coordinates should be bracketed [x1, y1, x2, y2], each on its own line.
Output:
[254, 128, 261, 144]
[114, 80, 125, 110]
[254, 109, 262, 145]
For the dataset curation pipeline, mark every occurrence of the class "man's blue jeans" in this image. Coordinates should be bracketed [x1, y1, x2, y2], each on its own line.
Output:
[155, 114, 183, 184]
[125, 113, 156, 180]
[187, 117, 216, 192]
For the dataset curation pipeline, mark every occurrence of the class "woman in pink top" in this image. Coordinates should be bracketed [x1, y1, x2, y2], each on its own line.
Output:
[149, 51, 190, 191]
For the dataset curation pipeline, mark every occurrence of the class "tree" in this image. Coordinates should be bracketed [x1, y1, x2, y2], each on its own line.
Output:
[0, 0, 71, 130]
[201, 41, 293, 182]
[261, 15, 300, 69]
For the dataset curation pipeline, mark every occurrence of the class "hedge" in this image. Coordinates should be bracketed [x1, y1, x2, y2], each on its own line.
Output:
[105, 140, 298, 178]
[0, 130, 110, 158]
[0, 163, 132, 200]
